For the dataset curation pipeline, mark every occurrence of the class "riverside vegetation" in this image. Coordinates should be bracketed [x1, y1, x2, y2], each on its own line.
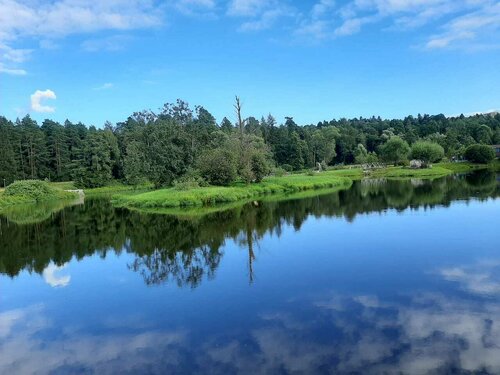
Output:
[0, 97, 498, 212]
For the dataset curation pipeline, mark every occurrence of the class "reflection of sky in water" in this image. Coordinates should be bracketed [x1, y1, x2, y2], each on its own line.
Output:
[1, 197, 499, 374]
[42, 263, 71, 288]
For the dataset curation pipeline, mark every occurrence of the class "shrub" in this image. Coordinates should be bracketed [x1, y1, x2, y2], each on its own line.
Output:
[273, 167, 286, 177]
[239, 164, 255, 184]
[410, 141, 445, 163]
[464, 144, 496, 164]
[281, 164, 293, 172]
[198, 148, 237, 186]
[378, 136, 410, 165]
[173, 177, 204, 191]
[251, 153, 271, 182]
[3, 180, 72, 202]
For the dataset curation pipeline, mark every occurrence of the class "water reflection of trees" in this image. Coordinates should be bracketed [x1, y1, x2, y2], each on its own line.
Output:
[0, 171, 498, 286]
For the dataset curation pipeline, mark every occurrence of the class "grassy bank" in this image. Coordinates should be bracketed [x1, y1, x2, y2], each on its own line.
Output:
[435, 161, 499, 173]
[123, 186, 352, 218]
[370, 166, 453, 179]
[113, 174, 353, 209]
[0, 180, 77, 210]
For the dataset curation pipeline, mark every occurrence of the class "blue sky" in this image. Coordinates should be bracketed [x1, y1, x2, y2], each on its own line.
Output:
[1, 0, 500, 126]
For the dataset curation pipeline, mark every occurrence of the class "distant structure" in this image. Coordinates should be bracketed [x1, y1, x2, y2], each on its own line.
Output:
[492, 145, 500, 158]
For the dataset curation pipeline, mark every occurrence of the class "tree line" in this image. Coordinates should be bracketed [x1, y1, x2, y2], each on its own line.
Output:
[0, 98, 499, 187]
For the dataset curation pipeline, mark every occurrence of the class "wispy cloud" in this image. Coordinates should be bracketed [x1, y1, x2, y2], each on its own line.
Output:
[94, 83, 114, 91]
[294, 0, 500, 50]
[175, 0, 217, 16]
[426, 2, 500, 49]
[0, 0, 165, 75]
[30, 89, 57, 113]
[81, 35, 132, 52]
[0, 62, 26, 75]
[228, 0, 297, 32]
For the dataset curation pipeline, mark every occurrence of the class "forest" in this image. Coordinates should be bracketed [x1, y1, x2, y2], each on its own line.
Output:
[0, 98, 499, 188]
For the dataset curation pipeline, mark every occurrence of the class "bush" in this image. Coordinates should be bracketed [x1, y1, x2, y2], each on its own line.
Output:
[3, 180, 73, 202]
[410, 141, 444, 164]
[281, 164, 293, 172]
[173, 177, 204, 191]
[464, 144, 496, 164]
[379, 137, 410, 165]
[273, 167, 286, 177]
[251, 153, 271, 182]
[198, 148, 237, 186]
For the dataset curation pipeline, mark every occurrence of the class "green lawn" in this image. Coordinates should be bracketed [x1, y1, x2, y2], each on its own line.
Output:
[113, 173, 353, 209]
[370, 166, 454, 178]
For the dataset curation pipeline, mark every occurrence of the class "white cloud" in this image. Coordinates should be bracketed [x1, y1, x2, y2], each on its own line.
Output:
[334, 16, 377, 36]
[0, 62, 26, 75]
[425, 2, 500, 49]
[440, 260, 500, 295]
[81, 35, 132, 52]
[0, 0, 163, 41]
[0, 43, 32, 62]
[0, 0, 166, 74]
[94, 82, 114, 90]
[30, 89, 57, 113]
[175, 0, 216, 16]
[312, 0, 336, 19]
[295, 0, 500, 49]
[227, 0, 296, 32]
[227, 0, 270, 17]
[42, 263, 71, 288]
[239, 7, 295, 31]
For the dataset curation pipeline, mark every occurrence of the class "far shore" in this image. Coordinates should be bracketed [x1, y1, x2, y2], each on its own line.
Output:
[0, 161, 498, 216]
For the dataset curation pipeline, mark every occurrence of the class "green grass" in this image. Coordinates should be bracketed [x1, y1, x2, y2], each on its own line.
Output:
[0, 198, 84, 225]
[434, 162, 494, 173]
[123, 186, 348, 218]
[323, 168, 364, 179]
[370, 166, 454, 179]
[0, 180, 77, 210]
[84, 183, 152, 196]
[113, 173, 353, 209]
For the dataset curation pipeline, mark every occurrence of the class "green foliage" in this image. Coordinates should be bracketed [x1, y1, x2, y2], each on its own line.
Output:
[198, 148, 237, 186]
[251, 153, 271, 183]
[379, 136, 410, 165]
[464, 144, 496, 164]
[0, 103, 499, 189]
[73, 129, 118, 188]
[410, 141, 445, 163]
[354, 144, 379, 164]
[124, 141, 149, 185]
[1, 180, 76, 208]
[113, 173, 353, 209]
[273, 167, 286, 177]
[5, 180, 58, 200]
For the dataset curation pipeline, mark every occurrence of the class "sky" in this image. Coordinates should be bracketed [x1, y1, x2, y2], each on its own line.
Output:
[1, 0, 500, 127]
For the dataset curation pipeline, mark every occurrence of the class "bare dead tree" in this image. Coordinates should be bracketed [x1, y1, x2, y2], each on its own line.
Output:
[234, 95, 244, 141]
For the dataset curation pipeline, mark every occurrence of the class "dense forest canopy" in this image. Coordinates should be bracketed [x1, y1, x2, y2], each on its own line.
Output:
[0, 99, 499, 187]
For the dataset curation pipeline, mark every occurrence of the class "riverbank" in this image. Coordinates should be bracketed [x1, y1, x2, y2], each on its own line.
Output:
[0, 180, 77, 210]
[112, 161, 499, 210]
[112, 174, 354, 209]
[1, 161, 497, 213]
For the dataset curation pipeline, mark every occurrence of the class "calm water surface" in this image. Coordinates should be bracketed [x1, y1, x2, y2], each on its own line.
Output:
[1, 171, 499, 374]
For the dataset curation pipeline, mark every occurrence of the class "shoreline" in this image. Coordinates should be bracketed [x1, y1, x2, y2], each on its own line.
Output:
[1, 162, 497, 216]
